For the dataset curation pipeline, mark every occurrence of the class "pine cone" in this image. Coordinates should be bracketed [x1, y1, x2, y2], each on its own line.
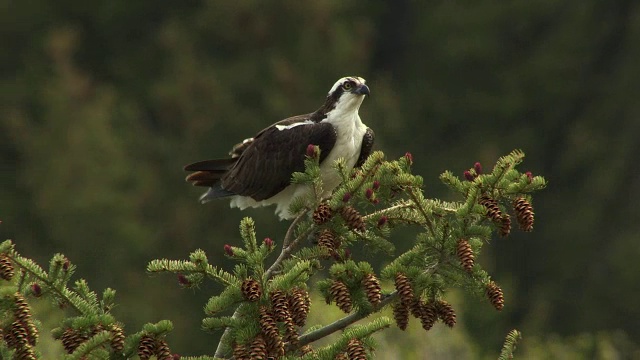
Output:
[156, 340, 173, 360]
[329, 280, 353, 313]
[346, 338, 367, 360]
[258, 306, 283, 356]
[0, 254, 14, 281]
[13, 293, 38, 346]
[14, 345, 37, 360]
[138, 334, 157, 360]
[110, 324, 125, 353]
[513, 197, 534, 231]
[233, 342, 249, 360]
[394, 273, 414, 307]
[270, 290, 291, 322]
[479, 195, 503, 223]
[317, 229, 339, 255]
[313, 203, 333, 225]
[392, 301, 409, 331]
[299, 344, 313, 355]
[340, 206, 366, 232]
[335, 353, 349, 360]
[9, 321, 28, 347]
[283, 317, 299, 347]
[241, 278, 262, 302]
[487, 281, 505, 311]
[436, 301, 456, 328]
[456, 239, 475, 273]
[23, 321, 38, 347]
[288, 288, 311, 327]
[499, 214, 511, 237]
[415, 300, 437, 331]
[249, 335, 268, 360]
[60, 328, 89, 354]
[362, 273, 382, 306]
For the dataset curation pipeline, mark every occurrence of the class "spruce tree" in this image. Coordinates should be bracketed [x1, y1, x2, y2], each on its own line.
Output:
[0, 149, 544, 359]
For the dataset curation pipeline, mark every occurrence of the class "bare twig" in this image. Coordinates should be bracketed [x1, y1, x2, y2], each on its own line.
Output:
[264, 211, 312, 280]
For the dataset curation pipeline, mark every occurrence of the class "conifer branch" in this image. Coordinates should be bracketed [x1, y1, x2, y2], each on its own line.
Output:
[498, 329, 522, 360]
[296, 291, 398, 348]
[406, 188, 436, 236]
[4, 249, 87, 314]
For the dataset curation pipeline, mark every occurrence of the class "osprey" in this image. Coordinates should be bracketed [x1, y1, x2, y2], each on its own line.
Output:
[184, 76, 374, 220]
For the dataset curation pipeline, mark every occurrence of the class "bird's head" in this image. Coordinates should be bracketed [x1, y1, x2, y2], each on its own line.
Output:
[322, 76, 370, 116]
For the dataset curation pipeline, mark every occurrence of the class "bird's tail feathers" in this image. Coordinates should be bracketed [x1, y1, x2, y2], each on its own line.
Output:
[184, 158, 237, 172]
[184, 158, 238, 187]
[199, 185, 235, 203]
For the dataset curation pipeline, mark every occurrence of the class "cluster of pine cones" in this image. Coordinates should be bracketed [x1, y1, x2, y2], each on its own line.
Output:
[1, 293, 39, 360]
[313, 203, 366, 233]
[327, 273, 382, 314]
[235, 280, 311, 359]
[392, 273, 457, 332]
[479, 195, 535, 237]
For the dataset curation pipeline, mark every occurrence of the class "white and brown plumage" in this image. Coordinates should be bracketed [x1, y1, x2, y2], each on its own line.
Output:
[184, 76, 374, 219]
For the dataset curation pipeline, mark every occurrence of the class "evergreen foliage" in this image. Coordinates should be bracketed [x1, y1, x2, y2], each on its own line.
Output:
[0, 150, 543, 358]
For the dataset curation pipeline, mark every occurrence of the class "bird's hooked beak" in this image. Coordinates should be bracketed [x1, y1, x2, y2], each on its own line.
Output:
[353, 84, 370, 96]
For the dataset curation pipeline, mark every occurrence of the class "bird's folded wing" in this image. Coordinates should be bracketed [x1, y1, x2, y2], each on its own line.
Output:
[221, 120, 337, 201]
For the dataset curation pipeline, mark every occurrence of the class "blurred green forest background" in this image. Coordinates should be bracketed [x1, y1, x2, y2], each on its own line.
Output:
[2, 0, 640, 358]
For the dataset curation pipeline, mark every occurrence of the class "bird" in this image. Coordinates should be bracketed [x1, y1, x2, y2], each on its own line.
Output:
[184, 76, 374, 220]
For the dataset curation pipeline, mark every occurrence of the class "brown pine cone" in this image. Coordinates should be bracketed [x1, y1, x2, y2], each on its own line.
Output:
[456, 239, 475, 273]
[313, 203, 333, 225]
[109, 324, 125, 353]
[362, 273, 382, 306]
[60, 328, 89, 354]
[288, 288, 311, 327]
[241, 278, 262, 302]
[499, 214, 511, 237]
[23, 321, 38, 347]
[340, 206, 366, 232]
[233, 342, 249, 360]
[138, 335, 157, 360]
[13, 293, 38, 346]
[0, 254, 14, 281]
[394, 273, 414, 307]
[270, 290, 291, 322]
[392, 301, 409, 331]
[486, 281, 505, 311]
[14, 345, 37, 360]
[317, 229, 339, 255]
[436, 301, 456, 328]
[415, 300, 437, 331]
[346, 338, 367, 360]
[9, 321, 28, 348]
[299, 344, 314, 355]
[250, 335, 268, 360]
[513, 197, 534, 231]
[283, 317, 299, 347]
[155, 340, 173, 360]
[258, 306, 283, 356]
[479, 195, 503, 223]
[329, 280, 353, 313]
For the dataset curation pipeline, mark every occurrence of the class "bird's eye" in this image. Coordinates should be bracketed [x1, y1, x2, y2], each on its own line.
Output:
[342, 82, 353, 91]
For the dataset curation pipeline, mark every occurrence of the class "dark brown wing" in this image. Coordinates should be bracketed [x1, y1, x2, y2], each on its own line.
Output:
[355, 127, 375, 168]
[221, 119, 337, 200]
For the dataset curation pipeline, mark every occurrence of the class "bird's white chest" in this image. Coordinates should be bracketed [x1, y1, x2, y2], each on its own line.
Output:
[319, 113, 367, 188]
